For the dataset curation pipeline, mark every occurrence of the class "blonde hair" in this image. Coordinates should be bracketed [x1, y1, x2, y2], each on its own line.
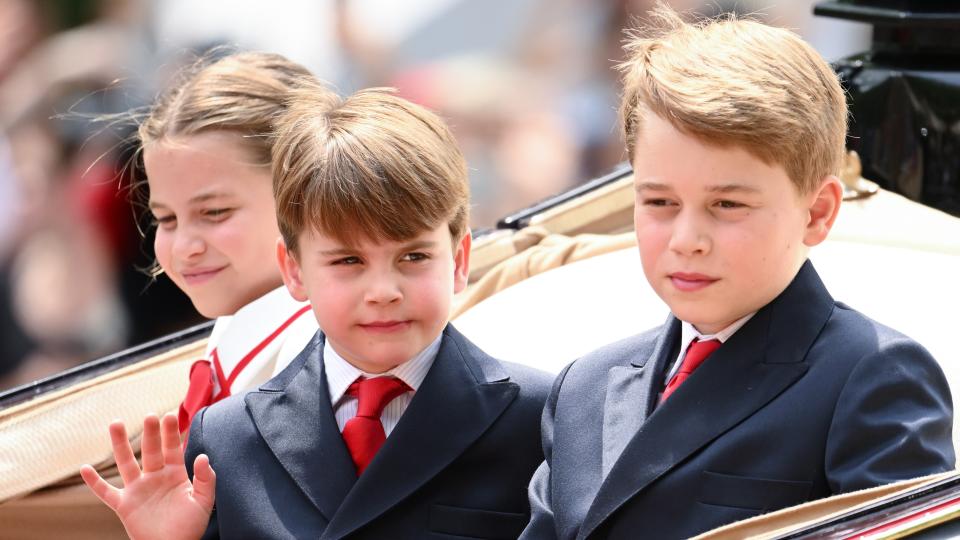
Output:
[139, 51, 315, 164]
[273, 82, 469, 254]
[619, 3, 847, 193]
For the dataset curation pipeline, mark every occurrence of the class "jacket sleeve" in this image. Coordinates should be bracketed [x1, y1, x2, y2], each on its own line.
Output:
[520, 364, 573, 540]
[825, 338, 955, 493]
[184, 407, 220, 540]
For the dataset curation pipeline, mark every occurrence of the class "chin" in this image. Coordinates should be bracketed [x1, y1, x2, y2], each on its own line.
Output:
[665, 301, 702, 321]
[191, 298, 235, 319]
[372, 352, 410, 368]
[359, 358, 405, 374]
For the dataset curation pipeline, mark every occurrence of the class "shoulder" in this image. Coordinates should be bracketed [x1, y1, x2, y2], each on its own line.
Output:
[193, 389, 253, 435]
[193, 334, 323, 433]
[260, 331, 323, 390]
[818, 302, 938, 368]
[821, 306, 954, 490]
[498, 359, 554, 400]
[184, 390, 251, 465]
[564, 324, 665, 380]
[815, 302, 950, 422]
[444, 324, 553, 399]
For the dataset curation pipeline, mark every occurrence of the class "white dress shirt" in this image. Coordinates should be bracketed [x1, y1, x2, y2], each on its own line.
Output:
[664, 313, 756, 384]
[324, 335, 441, 436]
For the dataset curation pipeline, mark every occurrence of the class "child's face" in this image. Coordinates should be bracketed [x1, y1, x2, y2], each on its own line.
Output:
[278, 224, 470, 373]
[146, 131, 282, 318]
[632, 114, 839, 334]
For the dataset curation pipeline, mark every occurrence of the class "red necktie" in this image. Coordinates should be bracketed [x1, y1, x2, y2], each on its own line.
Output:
[661, 338, 721, 402]
[179, 359, 216, 434]
[341, 377, 411, 476]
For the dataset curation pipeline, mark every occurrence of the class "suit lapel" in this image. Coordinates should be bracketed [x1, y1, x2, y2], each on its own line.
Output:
[322, 325, 519, 540]
[601, 318, 679, 478]
[244, 332, 356, 522]
[578, 261, 833, 540]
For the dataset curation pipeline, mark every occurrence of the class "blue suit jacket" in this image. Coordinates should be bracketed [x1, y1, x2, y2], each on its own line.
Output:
[522, 261, 955, 540]
[186, 324, 552, 539]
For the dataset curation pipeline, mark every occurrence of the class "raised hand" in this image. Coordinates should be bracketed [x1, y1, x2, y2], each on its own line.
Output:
[80, 413, 215, 540]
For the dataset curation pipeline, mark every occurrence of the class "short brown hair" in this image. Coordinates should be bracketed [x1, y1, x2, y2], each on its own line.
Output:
[273, 82, 469, 253]
[619, 3, 847, 193]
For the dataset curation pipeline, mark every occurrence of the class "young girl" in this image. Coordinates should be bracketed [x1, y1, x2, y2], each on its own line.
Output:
[133, 51, 325, 432]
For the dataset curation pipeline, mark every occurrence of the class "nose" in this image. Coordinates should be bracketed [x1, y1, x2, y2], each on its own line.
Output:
[171, 227, 206, 261]
[363, 268, 403, 305]
[668, 210, 711, 256]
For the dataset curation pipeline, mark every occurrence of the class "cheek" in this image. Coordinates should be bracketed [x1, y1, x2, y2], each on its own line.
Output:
[310, 274, 353, 319]
[311, 302, 344, 336]
[721, 230, 770, 284]
[214, 219, 268, 269]
[752, 232, 790, 270]
[413, 269, 452, 312]
[635, 223, 666, 262]
[250, 209, 281, 245]
[245, 197, 281, 240]
[153, 232, 172, 271]
[244, 217, 283, 266]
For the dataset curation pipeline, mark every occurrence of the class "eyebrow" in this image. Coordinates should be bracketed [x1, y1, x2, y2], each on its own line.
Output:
[634, 181, 761, 194]
[401, 240, 438, 251]
[318, 239, 439, 258]
[318, 247, 358, 257]
[704, 184, 762, 194]
[635, 181, 671, 192]
[148, 191, 234, 211]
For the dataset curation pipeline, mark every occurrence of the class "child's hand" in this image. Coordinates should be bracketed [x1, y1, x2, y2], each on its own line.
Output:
[80, 413, 215, 540]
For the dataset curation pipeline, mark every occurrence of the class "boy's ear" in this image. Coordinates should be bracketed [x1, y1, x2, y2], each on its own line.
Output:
[803, 175, 843, 247]
[276, 237, 309, 302]
[452, 229, 472, 294]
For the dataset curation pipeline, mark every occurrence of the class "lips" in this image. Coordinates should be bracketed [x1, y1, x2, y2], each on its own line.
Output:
[358, 320, 411, 333]
[179, 265, 227, 285]
[668, 272, 719, 292]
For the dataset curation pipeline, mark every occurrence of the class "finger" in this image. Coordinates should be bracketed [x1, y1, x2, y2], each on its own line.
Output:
[161, 413, 185, 469]
[109, 420, 141, 485]
[191, 454, 217, 512]
[140, 414, 163, 473]
[80, 465, 122, 511]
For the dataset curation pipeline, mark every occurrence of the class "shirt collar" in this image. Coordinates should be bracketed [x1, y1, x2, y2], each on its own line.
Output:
[324, 333, 443, 406]
[679, 312, 755, 355]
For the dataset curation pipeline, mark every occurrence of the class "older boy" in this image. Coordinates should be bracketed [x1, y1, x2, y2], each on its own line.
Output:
[521, 6, 954, 540]
[82, 85, 552, 539]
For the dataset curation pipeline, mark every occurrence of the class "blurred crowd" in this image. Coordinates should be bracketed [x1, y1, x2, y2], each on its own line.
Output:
[0, 0, 868, 390]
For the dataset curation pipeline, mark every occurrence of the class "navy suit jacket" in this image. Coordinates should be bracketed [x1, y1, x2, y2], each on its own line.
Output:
[521, 261, 955, 540]
[186, 324, 552, 539]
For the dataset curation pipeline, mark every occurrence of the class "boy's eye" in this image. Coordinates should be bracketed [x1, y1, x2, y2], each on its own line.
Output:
[401, 252, 429, 262]
[202, 208, 234, 221]
[715, 200, 746, 209]
[332, 256, 362, 265]
[643, 198, 675, 207]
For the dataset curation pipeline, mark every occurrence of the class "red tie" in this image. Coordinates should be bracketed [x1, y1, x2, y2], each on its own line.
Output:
[661, 338, 721, 402]
[179, 360, 216, 434]
[341, 377, 411, 476]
